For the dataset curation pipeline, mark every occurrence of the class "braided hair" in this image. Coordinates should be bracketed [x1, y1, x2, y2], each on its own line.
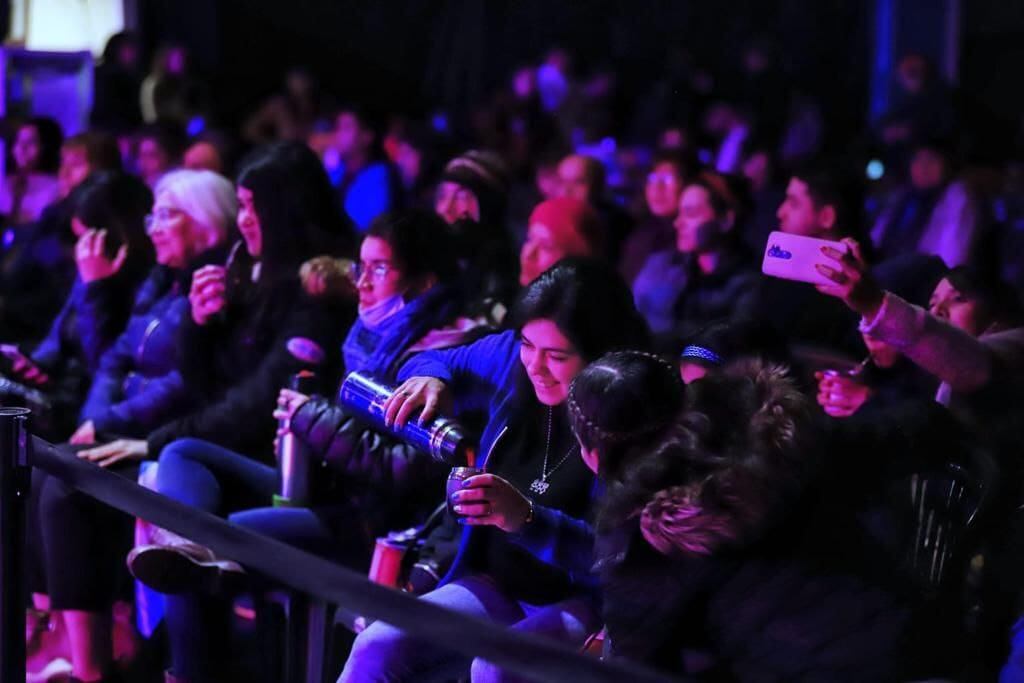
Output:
[568, 350, 684, 481]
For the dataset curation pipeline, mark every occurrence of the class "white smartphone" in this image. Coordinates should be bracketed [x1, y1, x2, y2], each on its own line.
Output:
[761, 231, 848, 286]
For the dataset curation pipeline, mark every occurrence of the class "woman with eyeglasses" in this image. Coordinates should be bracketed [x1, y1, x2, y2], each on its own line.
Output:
[124, 208, 489, 682]
[28, 169, 234, 683]
[65, 142, 353, 683]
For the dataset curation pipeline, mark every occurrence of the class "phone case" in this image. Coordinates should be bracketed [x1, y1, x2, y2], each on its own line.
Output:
[761, 231, 848, 286]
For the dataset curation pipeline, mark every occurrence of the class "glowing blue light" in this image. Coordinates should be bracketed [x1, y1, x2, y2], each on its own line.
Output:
[866, 159, 885, 180]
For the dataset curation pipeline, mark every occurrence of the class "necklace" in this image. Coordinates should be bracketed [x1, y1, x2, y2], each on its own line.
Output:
[529, 406, 576, 495]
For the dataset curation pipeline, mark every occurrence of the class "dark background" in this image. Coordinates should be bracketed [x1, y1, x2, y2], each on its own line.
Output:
[137, 0, 1023, 162]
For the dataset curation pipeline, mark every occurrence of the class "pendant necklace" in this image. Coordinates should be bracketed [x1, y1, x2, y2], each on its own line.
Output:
[529, 406, 576, 495]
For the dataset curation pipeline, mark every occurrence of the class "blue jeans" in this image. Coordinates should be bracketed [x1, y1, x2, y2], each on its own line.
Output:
[338, 574, 601, 683]
[230, 505, 373, 569]
[155, 437, 277, 682]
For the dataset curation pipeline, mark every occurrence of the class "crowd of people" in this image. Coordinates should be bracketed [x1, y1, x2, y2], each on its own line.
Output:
[3, 29, 1024, 683]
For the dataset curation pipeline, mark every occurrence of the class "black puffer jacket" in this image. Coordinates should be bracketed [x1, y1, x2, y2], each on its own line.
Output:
[289, 317, 487, 532]
[146, 251, 351, 460]
[599, 492, 913, 682]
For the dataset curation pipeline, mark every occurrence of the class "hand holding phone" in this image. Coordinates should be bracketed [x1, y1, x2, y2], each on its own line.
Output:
[75, 229, 128, 283]
[761, 231, 849, 286]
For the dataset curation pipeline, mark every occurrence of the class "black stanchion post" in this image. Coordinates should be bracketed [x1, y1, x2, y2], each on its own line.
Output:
[0, 407, 30, 683]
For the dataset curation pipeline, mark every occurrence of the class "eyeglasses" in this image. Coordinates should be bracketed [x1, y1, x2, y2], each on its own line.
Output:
[144, 207, 184, 233]
[350, 260, 395, 282]
[646, 172, 680, 187]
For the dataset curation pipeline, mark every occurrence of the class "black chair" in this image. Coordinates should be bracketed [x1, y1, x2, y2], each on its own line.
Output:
[901, 447, 998, 598]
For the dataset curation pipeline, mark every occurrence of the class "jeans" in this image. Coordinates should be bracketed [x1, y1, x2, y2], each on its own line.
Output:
[155, 437, 277, 682]
[230, 504, 373, 569]
[338, 574, 601, 683]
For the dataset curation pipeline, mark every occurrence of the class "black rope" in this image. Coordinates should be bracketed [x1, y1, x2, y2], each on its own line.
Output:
[28, 438, 682, 683]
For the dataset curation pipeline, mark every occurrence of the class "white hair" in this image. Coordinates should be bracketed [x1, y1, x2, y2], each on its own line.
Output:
[154, 169, 236, 249]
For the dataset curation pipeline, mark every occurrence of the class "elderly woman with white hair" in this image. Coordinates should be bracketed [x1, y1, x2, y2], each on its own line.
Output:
[30, 169, 236, 683]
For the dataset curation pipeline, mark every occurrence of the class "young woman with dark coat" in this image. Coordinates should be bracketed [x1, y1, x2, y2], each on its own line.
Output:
[256, 208, 491, 558]
[570, 353, 917, 681]
[337, 258, 650, 683]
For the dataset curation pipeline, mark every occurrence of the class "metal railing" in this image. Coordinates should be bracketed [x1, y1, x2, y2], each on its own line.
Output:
[1, 410, 682, 683]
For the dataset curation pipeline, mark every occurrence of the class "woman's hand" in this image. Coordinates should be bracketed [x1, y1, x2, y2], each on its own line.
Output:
[75, 229, 128, 283]
[383, 376, 448, 428]
[450, 474, 533, 533]
[273, 388, 310, 424]
[189, 265, 227, 325]
[69, 420, 97, 445]
[815, 371, 872, 418]
[78, 439, 148, 468]
[815, 238, 885, 320]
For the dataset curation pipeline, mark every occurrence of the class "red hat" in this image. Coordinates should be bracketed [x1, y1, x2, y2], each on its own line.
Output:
[528, 197, 604, 256]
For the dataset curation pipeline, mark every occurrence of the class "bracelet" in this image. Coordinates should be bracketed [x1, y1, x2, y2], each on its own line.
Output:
[523, 499, 535, 525]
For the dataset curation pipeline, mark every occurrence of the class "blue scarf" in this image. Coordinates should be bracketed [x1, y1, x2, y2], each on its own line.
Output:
[342, 285, 461, 379]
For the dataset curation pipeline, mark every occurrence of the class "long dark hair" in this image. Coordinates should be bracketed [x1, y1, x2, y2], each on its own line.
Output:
[15, 117, 63, 174]
[589, 360, 820, 548]
[72, 171, 154, 273]
[365, 209, 458, 289]
[236, 142, 355, 285]
[508, 258, 651, 423]
[570, 351, 685, 481]
[511, 258, 650, 361]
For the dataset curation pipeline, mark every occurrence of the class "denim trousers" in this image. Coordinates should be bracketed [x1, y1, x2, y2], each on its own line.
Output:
[338, 573, 601, 683]
[155, 437, 277, 682]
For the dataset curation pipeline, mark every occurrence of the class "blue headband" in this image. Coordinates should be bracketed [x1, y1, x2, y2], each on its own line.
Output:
[680, 345, 723, 365]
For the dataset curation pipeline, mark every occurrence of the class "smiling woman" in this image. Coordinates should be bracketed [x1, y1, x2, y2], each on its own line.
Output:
[343, 258, 650, 682]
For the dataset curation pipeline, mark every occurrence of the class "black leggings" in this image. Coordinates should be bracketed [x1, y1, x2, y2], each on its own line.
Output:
[30, 452, 138, 612]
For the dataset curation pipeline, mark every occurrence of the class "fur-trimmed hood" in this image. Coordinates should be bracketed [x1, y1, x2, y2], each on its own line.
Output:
[639, 360, 818, 557]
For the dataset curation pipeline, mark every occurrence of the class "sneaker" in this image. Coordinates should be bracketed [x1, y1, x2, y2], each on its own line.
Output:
[127, 542, 245, 595]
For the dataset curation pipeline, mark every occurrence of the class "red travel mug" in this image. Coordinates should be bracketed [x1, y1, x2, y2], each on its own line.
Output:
[368, 537, 407, 588]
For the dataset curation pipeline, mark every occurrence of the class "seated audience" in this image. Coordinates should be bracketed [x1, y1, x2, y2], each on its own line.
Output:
[134, 122, 187, 189]
[434, 150, 519, 325]
[619, 150, 694, 284]
[519, 197, 605, 286]
[0, 117, 63, 225]
[0, 132, 124, 344]
[29, 169, 235, 683]
[58, 142, 352, 683]
[73, 170, 236, 443]
[4, 172, 154, 440]
[575, 353, 917, 680]
[337, 259, 650, 682]
[815, 254, 947, 419]
[330, 105, 403, 231]
[555, 153, 632, 260]
[870, 139, 982, 268]
[632, 170, 759, 338]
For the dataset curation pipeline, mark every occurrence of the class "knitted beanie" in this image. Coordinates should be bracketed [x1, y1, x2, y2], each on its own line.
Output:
[440, 150, 510, 226]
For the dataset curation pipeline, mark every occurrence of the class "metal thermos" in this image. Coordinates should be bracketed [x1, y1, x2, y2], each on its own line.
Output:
[275, 370, 318, 507]
[337, 372, 469, 464]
